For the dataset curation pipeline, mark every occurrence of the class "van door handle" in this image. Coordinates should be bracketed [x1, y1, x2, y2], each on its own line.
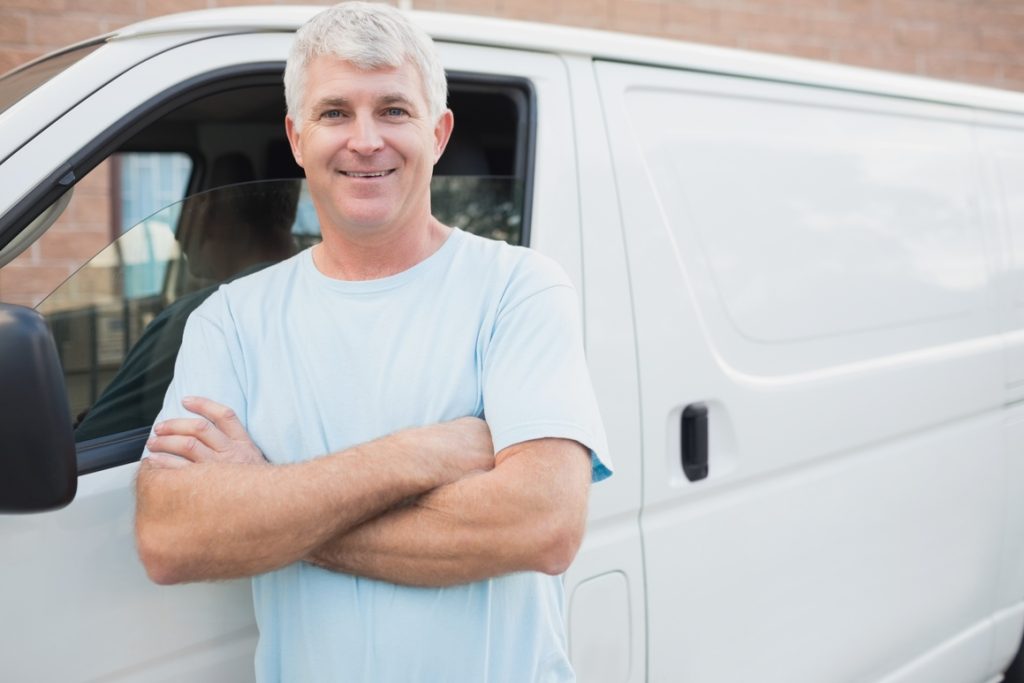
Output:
[681, 403, 708, 482]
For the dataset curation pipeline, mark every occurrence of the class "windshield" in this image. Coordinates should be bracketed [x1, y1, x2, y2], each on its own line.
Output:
[0, 42, 103, 116]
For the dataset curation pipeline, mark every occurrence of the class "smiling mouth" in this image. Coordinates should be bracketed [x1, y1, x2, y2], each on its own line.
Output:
[339, 169, 396, 178]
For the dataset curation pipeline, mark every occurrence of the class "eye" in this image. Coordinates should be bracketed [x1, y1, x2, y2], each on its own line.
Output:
[320, 109, 343, 120]
[384, 107, 408, 117]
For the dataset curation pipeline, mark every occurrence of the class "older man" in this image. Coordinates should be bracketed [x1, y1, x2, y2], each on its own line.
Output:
[135, 2, 611, 681]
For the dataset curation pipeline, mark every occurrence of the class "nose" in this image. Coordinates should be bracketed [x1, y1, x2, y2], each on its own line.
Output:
[347, 115, 384, 155]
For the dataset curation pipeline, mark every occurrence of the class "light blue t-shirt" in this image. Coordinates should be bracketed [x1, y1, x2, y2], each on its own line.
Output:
[150, 228, 612, 682]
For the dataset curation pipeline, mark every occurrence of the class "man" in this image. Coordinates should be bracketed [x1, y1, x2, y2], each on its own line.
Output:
[135, 3, 611, 681]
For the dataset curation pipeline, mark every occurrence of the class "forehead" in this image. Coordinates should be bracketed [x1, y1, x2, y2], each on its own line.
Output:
[304, 56, 427, 106]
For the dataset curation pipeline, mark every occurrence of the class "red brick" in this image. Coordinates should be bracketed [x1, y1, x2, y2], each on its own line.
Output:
[64, 193, 112, 227]
[439, 0, 499, 15]
[832, 0, 876, 18]
[498, 0, 557, 23]
[0, 292, 36, 308]
[212, 0, 279, 8]
[270, 0, 334, 6]
[0, 47, 43, 74]
[37, 231, 112, 263]
[719, 8, 808, 36]
[64, 0, 140, 16]
[892, 21, 940, 49]
[548, 0, 611, 30]
[610, 0, 664, 34]
[979, 27, 1024, 54]
[885, 0, 962, 24]
[664, 4, 720, 31]
[0, 13, 31, 44]
[0, 264, 73, 298]
[142, 0, 209, 20]
[30, 14, 108, 49]
[0, 0, 65, 11]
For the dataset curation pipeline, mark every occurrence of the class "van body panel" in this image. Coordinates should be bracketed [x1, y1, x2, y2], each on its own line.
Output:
[596, 58, 1009, 682]
[0, 463, 257, 681]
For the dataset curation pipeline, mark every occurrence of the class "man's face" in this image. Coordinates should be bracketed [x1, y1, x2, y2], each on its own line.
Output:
[285, 56, 452, 238]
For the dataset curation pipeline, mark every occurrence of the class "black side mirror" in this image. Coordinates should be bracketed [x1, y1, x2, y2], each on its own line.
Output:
[0, 303, 76, 512]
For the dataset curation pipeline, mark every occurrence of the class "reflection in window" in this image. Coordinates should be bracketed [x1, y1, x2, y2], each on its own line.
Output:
[118, 152, 193, 299]
[39, 181, 302, 441]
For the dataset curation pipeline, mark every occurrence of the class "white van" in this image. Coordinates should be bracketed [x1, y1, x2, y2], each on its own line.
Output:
[1, 7, 1022, 682]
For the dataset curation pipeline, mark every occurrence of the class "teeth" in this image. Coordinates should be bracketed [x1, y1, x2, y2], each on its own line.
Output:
[344, 170, 390, 177]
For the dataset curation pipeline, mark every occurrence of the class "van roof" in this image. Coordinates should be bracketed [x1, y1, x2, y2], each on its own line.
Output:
[111, 5, 1024, 116]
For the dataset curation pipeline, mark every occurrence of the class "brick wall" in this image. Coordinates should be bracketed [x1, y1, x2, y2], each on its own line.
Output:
[3, 0, 1022, 90]
[1, 0, 1023, 307]
[0, 160, 116, 308]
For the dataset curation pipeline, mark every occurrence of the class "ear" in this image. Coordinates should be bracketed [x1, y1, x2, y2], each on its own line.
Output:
[285, 115, 305, 168]
[432, 109, 455, 163]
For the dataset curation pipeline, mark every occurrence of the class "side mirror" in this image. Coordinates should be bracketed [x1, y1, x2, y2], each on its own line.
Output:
[0, 303, 76, 512]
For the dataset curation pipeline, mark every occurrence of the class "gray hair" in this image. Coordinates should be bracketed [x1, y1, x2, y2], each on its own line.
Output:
[284, 2, 448, 130]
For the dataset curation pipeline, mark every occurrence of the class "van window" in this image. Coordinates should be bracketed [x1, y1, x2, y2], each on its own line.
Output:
[40, 181, 303, 441]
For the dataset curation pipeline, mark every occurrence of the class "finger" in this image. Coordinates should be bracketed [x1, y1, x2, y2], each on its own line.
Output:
[147, 434, 216, 463]
[182, 396, 250, 442]
[144, 453, 191, 469]
[153, 417, 231, 451]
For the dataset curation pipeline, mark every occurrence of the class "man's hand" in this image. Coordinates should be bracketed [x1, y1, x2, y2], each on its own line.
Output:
[146, 396, 267, 468]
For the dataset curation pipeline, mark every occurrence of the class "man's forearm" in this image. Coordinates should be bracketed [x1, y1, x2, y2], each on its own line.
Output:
[135, 425, 486, 584]
[306, 438, 592, 587]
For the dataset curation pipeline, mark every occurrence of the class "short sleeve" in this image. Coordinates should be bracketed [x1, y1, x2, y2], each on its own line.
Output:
[140, 291, 248, 460]
[481, 268, 612, 483]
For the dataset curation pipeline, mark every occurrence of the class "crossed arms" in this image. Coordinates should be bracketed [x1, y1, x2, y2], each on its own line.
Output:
[135, 397, 592, 587]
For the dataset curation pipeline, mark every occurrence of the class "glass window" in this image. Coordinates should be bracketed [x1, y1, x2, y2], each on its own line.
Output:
[37, 180, 304, 442]
[0, 152, 193, 311]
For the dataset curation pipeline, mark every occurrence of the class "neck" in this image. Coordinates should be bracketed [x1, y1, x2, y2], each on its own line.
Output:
[312, 216, 452, 281]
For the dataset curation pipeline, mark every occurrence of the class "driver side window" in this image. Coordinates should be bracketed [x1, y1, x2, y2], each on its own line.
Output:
[3, 71, 533, 464]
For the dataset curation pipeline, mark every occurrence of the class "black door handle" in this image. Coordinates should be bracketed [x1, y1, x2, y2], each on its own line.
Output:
[681, 403, 708, 482]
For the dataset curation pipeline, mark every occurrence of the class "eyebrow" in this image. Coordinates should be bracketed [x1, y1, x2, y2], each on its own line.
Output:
[310, 93, 418, 112]
[378, 94, 417, 110]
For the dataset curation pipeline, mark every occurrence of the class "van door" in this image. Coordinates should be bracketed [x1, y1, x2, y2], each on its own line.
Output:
[0, 32, 644, 681]
[597, 60, 1005, 682]
[976, 110, 1024, 677]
